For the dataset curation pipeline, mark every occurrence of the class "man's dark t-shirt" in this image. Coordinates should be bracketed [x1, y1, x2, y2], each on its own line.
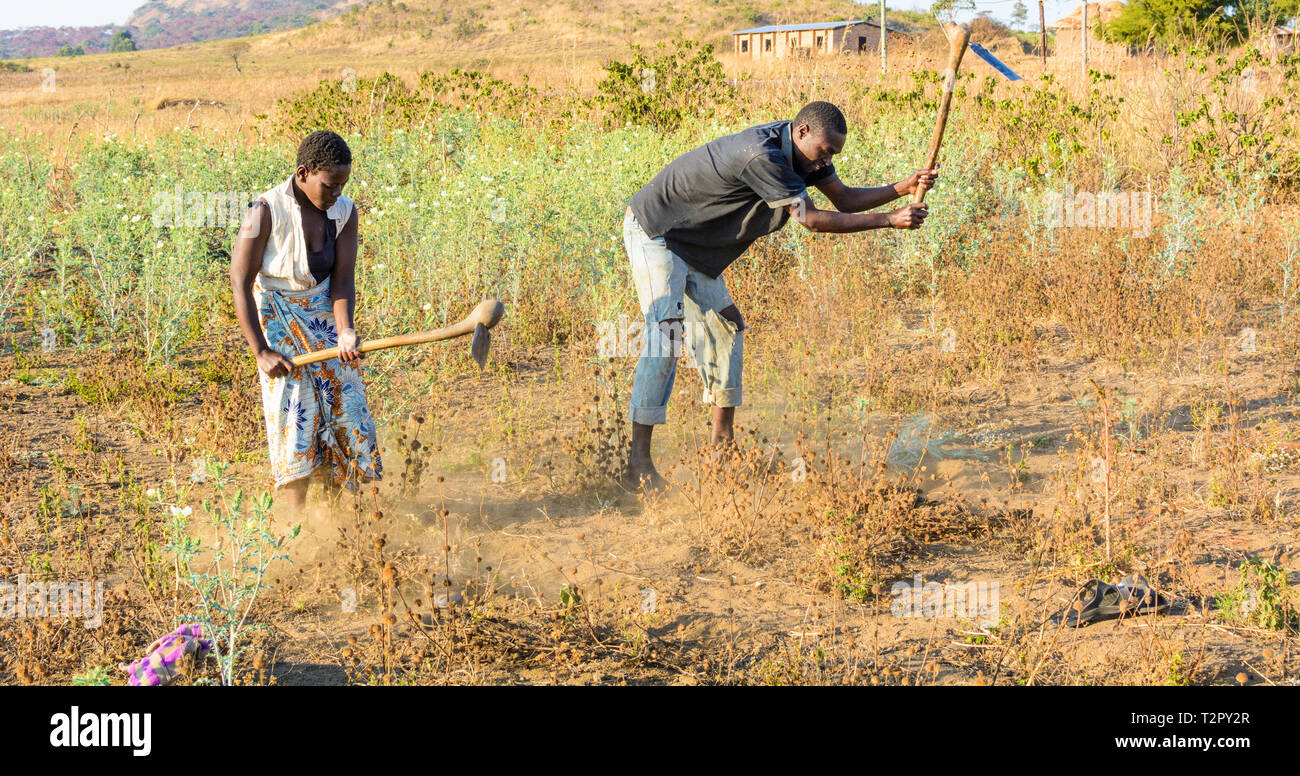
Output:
[629, 121, 836, 278]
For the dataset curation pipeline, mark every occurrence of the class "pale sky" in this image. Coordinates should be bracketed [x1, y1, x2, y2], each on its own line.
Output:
[2, 0, 143, 28]
[0, 0, 1086, 31]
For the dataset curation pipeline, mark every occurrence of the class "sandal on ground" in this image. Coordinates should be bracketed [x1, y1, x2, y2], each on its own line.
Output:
[1054, 575, 1172, 627]
[1116, 574, 1172, 616]
[1055, 580, 1124, 627]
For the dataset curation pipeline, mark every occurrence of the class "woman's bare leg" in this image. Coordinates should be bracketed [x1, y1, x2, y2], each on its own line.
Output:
[279, 477, 309, 513]
[319, 470, 342, 511]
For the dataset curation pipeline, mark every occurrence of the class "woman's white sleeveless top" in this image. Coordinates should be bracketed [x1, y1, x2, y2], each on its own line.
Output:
[255, 175, 354, 292]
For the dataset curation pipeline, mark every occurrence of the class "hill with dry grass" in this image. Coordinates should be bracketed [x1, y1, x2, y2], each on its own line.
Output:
[2, 0, 939, 139]
[0, 0, 361, 58]
[300, 0, 885, 64]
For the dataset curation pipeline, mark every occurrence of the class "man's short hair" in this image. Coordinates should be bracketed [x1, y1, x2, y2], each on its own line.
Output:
[296, 130, 352, 172]
[792, 101, 847, 136]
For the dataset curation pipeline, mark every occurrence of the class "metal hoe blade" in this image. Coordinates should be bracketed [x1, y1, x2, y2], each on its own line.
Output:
[470, 322, 490, 369]
[969, 42, 1022, 81]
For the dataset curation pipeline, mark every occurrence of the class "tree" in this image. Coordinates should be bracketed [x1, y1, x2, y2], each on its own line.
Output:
[109, 29, 137, 53]
[56, 44, 85, 57]
[225, 41, 251, 73]
[1012, 0, 1029, 30]
[970, 11, 1013, 39]
[1231, 0, 1300, 31]
[1104, 0, 1299, 47]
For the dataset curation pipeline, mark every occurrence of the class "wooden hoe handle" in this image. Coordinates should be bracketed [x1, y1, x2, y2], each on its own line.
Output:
[913, 22, 971, 204]
[290, 298, 505, 368]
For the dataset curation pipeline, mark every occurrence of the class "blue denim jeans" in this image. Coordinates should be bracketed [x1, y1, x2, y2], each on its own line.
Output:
[624, 208, 744, 426]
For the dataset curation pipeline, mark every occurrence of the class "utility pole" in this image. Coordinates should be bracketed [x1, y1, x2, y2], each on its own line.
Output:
[880, 0, 887, 73]
[1081, 2, 1089, 76]
[1039, 1, 1046, 65]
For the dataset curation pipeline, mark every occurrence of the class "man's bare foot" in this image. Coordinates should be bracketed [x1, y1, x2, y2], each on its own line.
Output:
[623, 457, 668, 492]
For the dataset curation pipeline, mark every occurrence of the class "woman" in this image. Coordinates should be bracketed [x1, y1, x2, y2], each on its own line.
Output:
[230, 130, 382, 512]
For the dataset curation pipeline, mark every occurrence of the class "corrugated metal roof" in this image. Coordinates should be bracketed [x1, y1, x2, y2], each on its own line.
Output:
[732, 20, 884, 34]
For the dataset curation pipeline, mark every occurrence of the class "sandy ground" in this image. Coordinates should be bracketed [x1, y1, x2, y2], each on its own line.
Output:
[3, 311, 1298, 684]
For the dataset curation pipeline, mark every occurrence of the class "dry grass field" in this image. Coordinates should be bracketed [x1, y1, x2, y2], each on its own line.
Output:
[1, 0, 1299, 686]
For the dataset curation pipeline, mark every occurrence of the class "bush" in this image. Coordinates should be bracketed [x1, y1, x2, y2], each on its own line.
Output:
[1102, 0, 1238, 48]
[592, 40, 733, 132]
[271, 68, 537, 138]
[969, 12, 1013, 41]
[1174, 45, 1300, 189]
[1218, 556, 1298, 632]
[109, 30, 137, 53]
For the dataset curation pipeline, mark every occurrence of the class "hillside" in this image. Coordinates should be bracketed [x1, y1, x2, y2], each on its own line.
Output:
[0, 0, 362, 59]
[1, 0, 925, 63]
[0, 0, 979, 142]
[304, 0, 887, 61]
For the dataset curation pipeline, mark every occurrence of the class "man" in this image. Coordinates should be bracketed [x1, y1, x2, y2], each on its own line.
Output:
[622, 100, 936, 489]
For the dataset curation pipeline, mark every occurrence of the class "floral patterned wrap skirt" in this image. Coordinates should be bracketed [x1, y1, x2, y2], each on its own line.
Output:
[253, 277, 383, 488]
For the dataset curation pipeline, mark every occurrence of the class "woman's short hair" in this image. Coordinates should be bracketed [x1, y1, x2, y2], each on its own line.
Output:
[296, 130, 352, 172]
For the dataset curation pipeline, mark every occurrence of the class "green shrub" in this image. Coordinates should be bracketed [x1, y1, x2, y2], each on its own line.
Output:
[591, 40, 733, 132]
[1218, 556, 1298, 632]
[271, 68, 537, 138]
